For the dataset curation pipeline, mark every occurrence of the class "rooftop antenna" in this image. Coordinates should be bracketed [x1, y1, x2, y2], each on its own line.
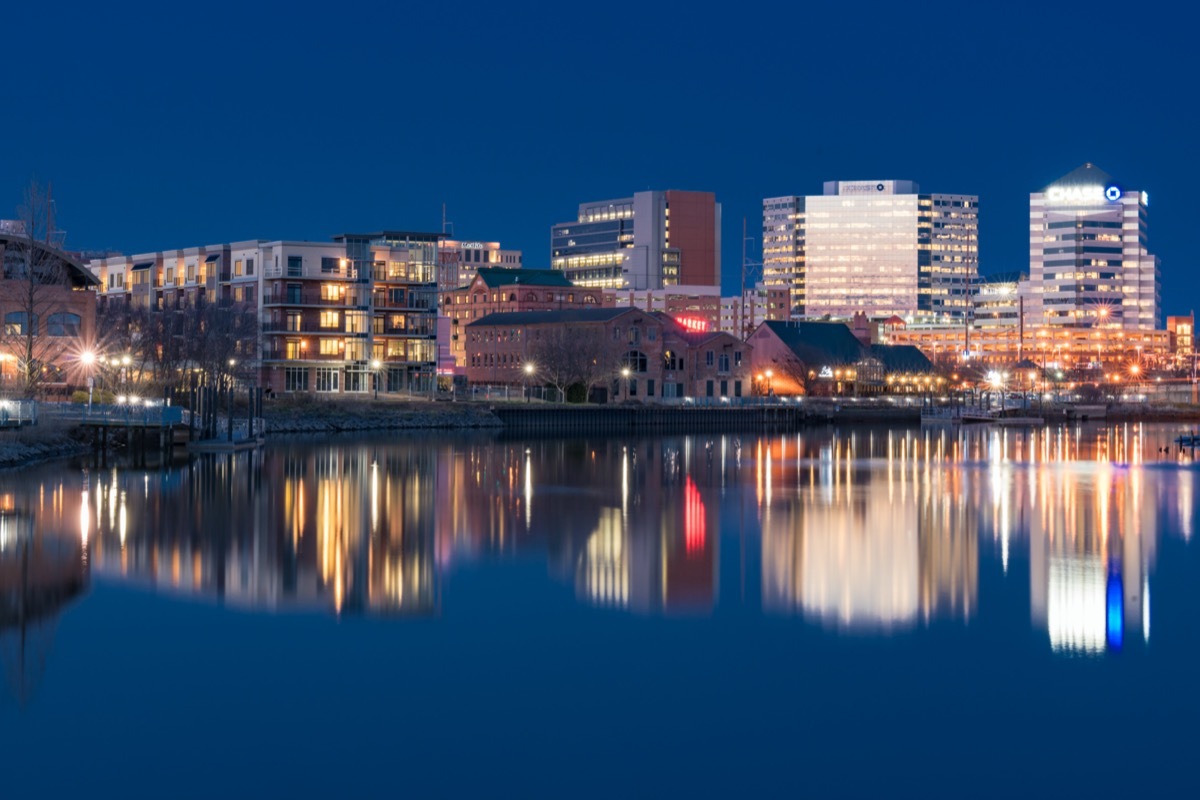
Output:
[441, 202, 454, 237]
[740, 218, 762, 339]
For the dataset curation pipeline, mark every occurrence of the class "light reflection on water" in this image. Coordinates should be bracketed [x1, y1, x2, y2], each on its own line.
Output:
[1, 422, 1196, 691]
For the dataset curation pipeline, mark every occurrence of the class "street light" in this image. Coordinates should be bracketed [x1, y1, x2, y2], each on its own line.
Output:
[80, 350, 96, 411]
[371, 358, 382, 399]
[523, 361, 535, 403]
[765, 368, 774, 397]
[621, 366, 631, 400]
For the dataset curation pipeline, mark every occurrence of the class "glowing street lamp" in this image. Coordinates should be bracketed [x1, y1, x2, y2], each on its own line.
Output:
[79, 350, 96, 411]
[371, 358, 382, 399]
[765, 368, 774, 396]
[621, 366, 631, 400]
[523, 361, 535, 403]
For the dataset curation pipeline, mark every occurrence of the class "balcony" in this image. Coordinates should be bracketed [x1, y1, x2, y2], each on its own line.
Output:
[262, 290, 354, 308]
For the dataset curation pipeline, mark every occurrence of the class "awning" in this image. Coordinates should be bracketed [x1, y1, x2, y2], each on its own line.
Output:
[205, 254, 221, 263]
[132, 261, 153, 270]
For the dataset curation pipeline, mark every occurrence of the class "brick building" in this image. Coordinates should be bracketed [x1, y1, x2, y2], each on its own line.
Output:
[464, 307, 753, 402]
[444, 267, 603, 367]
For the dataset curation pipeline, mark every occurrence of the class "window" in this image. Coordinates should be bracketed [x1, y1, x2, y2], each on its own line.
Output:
[734, 380, 742, 397]
[647, 327, 657, 341]
[720, 380, 728, 397]
[706, 380, 714, 397]
[629, 327, 639, 344]
[344, 368, 368, 393]
[286, 313, 301, 332]
[284, 367, 308, 392]
[718, 353, 730, 373]
[320, 310, 340, 329]
[286, 283, 302, 303]
[622, 350, 648, 373]
[287, 256, 303, 276]
[234, 259, 244, 277]
[321, 257, 340, 274]
[4, 311, 33, 336]
[705, 351, 714, 367]
[246, 258, 255, 276]
[316, 368, 340, 392]
[344, 339, 366, 360]
[647, 379, 655, 397]
[285, 340, 303, 360]
[734, 351, 742, 367]
[319, 339, 340, 355]
[321, 284, 343, 302]
[629, 378, 637, 397]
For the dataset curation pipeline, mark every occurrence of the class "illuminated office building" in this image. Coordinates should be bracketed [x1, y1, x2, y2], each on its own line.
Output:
[766, 180, 978, 322]
[762, 196, 806, 316]
[972, 271, 1028, 329]
[1028, 164, 1160, 330]
[550, 190, 721, 290]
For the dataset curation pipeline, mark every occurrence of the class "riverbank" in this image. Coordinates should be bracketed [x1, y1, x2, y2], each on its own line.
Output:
[0, 422, 90, 471]
[262, 398, 502, 434]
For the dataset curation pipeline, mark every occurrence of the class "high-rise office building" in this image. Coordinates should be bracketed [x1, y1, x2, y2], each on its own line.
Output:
[763, 181, 978, 322]
[762, 196, 805, 317]
[1028, 164, 1160, 330]
[550, 190, 720, 290]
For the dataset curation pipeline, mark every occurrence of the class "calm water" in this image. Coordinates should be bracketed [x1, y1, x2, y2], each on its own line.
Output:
[3, 423, 1199, 798]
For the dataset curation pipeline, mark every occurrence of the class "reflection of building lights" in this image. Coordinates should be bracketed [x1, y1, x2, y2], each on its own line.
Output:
[1106, 570, 1124, 651]
[684, 477, 706, 556]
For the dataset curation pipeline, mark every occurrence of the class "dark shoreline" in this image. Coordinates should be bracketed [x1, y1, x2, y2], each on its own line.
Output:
[5, 400, 1200, 471]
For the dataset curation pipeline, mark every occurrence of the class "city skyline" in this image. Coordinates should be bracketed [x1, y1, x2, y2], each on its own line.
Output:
[3, 4, 1195, 316]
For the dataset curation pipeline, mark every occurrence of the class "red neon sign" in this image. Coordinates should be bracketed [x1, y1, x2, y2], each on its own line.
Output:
[674, 315, 709, 333]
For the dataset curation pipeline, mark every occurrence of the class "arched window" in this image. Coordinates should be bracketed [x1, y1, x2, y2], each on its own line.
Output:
[508, 293, 517, 302]
[524, 292, 537, 302]
[622, 350, 648, 373]
[583, 294, 597, 304]
[47, 312, 81, 337]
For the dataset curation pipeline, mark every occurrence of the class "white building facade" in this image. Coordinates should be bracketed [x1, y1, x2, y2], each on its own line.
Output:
[765, 180, 978, 322]
[1028, 164, 1160, 330]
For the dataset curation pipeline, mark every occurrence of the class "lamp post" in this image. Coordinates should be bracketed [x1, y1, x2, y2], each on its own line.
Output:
[765, 368, 773, 397]
[371, 358, 382, 400]
[621, 366, 631, 400]
[523, 361, 535, 403]
[80, 350, 96, 412]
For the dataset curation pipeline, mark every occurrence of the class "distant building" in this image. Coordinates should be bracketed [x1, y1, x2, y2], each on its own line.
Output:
[606, 283, 789, 339]
[764, 181, 978, 322]
[436, 239, 522, 296]
[550, 190, 721, 290]
[747, 319, 936, 397]
[973, 271, 1028, 329]
[443, 267, 601, 368]
[1028, 163, 1160, 330]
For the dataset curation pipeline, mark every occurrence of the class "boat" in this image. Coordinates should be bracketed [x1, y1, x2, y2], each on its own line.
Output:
[921, 406, 998, 425]
[1175, 434, 1200, 447]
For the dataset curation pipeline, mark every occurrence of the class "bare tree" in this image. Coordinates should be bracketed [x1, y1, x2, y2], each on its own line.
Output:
[0, 181, 78, 397]
[526, 325, 619, 403]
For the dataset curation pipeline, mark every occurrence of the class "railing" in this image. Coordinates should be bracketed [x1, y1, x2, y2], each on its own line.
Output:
[0, 399, 38, 427]
[262, 291, 355, 307]
[36, 402, 187, 426]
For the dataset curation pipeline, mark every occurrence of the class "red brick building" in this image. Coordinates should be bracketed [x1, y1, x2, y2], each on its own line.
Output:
[445, 267, 602, 368]
[1, 224, 99, 394]
[464, 307, 753, 402]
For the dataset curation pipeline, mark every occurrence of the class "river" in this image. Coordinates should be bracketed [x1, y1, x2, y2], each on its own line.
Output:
[2, 423, 1198, 797]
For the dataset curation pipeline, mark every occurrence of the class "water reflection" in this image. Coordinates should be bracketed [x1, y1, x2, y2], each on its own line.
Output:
[1, 422, 1195, 695]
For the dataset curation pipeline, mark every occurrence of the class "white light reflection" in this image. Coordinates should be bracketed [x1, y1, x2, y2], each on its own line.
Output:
[524, 449, 533, 531]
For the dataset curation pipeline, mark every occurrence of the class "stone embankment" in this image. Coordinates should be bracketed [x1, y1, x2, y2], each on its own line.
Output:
[263, 400, 502, 434]
[0, 428, 90, 471]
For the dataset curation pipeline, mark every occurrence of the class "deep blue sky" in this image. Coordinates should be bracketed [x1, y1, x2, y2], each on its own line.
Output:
[5, 2, 1195, 314]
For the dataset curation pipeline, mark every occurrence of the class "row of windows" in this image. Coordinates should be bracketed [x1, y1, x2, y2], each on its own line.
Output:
[3, 312, 81, 337]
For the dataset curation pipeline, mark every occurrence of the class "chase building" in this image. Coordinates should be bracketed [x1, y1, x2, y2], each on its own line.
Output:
[1028, 164, 1160, 330]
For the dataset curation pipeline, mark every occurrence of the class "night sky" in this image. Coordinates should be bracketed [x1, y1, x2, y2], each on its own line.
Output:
[5, 2, 1195, 314]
